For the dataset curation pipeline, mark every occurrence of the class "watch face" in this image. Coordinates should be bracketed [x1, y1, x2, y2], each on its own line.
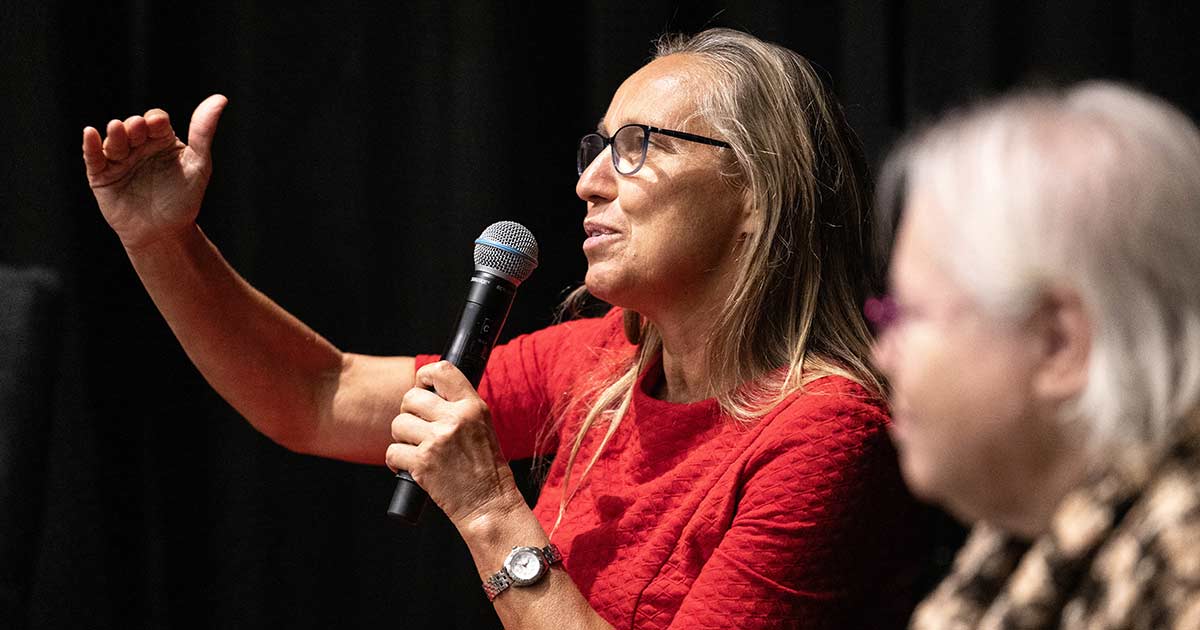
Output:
[506, 548, 545, 584]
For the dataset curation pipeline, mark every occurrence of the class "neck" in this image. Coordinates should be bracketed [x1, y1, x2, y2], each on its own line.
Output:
[630, 251, 742, 404]
[995, 434, 1091, 540]
[644, 302, 723, 404]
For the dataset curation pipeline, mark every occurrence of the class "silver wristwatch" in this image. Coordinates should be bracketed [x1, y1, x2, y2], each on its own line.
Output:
[482, 543, 562, 601]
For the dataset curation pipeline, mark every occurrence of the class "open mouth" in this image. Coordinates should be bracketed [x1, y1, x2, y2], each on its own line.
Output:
[583, 224, 620, 253]
[584, 224, 618, 238]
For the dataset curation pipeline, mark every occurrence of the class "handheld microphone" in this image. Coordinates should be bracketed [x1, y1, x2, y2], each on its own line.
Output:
[387, 221, 539, 524]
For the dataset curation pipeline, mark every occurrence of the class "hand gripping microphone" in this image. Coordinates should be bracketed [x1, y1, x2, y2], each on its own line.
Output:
[387, 221, 539, 524]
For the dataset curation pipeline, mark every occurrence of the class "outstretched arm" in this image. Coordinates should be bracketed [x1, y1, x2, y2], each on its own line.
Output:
[83, 96, 412, 464]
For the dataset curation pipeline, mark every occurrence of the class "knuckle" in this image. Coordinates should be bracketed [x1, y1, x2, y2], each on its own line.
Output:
[466, 399, 490, 421]
[412, 446, 435, 474]
[431, 360, 456, 379]
[413, 364, 430, 383]
[428, 422, 453, 441]
[416, 360, 446, 380]
[400, 387, 422, 411]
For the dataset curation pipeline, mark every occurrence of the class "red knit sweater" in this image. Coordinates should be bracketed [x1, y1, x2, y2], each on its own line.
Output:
[418, 308, 930, 629]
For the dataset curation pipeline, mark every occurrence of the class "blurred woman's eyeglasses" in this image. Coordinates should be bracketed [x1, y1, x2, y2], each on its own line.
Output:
[864, 294, 901, 336]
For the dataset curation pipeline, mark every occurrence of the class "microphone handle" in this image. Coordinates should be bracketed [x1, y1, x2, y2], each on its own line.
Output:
[387, 271, 517, 524]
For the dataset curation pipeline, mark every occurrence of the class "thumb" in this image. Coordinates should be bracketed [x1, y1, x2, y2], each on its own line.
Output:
[187, 94, 229, 159]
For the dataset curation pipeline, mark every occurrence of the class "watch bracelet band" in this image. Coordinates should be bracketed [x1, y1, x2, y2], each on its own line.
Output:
[542, 543, 563, 565]
[482, 543, 562, 601]
[483, 570, 513, 601]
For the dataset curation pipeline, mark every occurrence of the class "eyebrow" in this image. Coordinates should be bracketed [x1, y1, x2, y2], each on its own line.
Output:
[596, 117, 608, 136]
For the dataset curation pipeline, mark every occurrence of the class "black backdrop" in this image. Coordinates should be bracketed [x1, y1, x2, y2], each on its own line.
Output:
[3, 2, 1198, 629]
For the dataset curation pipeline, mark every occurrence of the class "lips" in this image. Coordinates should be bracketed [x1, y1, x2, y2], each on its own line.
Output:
[583, 221, 618, 238]
[583, 220, 621, 254]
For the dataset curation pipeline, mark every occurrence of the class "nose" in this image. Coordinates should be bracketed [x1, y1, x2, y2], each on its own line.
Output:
[576, 147, 617, 205]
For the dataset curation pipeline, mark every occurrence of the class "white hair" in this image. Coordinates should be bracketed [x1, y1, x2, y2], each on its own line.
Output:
[882, 82, 1200, 451]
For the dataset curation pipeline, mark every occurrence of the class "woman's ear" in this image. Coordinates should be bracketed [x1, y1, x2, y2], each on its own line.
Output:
[737, 187, 756, 238]
[1031, 287, 1092, 403]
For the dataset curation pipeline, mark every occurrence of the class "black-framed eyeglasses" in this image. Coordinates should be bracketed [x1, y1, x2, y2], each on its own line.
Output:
[576, 123, 732, 176]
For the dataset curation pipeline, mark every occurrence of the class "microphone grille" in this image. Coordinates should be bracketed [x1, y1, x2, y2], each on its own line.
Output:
[473, 221, 539, 285]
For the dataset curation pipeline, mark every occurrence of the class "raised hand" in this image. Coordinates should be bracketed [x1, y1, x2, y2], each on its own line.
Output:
[82, 94, 228, 251]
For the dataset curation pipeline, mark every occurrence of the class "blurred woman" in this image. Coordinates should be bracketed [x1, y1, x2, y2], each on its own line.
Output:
[874, 82, 1200, 628]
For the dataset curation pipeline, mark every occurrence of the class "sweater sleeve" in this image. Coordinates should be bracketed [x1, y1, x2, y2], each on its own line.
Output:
[415, 308, 627, 462]
[665, 384, 927, 629]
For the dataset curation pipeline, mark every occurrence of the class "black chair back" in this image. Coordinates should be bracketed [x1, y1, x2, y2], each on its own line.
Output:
[0, 266, 62, 630]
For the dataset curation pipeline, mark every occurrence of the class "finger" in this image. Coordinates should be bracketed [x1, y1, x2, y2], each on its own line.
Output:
[82, 127, 107, 176]
[399, 385, 447, 418]
[386, 442, 422, 474]
[415, 361, 478, 402]
[187, 94, 228, 159]
[124, 115, 148, 147]
[102, 119, 130, 161]
[144, 108, 173, 139]
[390, 412, 436, 445]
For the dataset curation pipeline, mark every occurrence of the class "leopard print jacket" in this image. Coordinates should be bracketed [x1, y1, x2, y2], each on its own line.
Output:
[910, 425, 1200, 630]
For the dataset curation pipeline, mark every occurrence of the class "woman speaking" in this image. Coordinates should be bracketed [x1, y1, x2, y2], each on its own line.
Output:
[83, 28, 930, 629]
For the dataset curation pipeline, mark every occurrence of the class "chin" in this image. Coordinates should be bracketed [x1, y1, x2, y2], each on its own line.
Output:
[582, 274, 611, 303]
[583, 267, 626, 306]
[897, 451, 946, 505]
[902, 458, 991, 528]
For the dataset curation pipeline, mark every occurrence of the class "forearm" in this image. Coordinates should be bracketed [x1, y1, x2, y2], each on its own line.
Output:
[126, 223, 396, 461]
[84, 98, 410, 463]
[458, 497, 613, 630]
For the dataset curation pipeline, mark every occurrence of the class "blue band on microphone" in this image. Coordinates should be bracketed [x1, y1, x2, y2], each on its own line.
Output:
[474, 238, 537, 263]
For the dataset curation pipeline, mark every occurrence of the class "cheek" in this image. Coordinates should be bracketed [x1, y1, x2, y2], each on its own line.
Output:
[890, 328, 1033, 504]
[662, 196, 747, 265]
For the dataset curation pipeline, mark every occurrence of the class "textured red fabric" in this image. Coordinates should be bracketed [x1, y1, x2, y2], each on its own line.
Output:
[416, 308, 931, 629]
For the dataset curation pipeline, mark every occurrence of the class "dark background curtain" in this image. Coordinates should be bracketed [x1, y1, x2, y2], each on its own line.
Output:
[2, 2, 1197, 628]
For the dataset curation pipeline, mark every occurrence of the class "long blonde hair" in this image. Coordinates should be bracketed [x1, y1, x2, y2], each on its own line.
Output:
[546, 28, 884, 534]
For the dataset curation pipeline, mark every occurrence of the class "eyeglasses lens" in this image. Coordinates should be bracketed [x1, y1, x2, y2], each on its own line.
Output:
[613, 125, 646, 174]
[577, 134, 605, 175]
[863, 295, 899, 334]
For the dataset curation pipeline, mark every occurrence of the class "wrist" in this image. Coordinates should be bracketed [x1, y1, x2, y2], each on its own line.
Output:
[455, 485, 531, 545]
[122, 222, 202, 259]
